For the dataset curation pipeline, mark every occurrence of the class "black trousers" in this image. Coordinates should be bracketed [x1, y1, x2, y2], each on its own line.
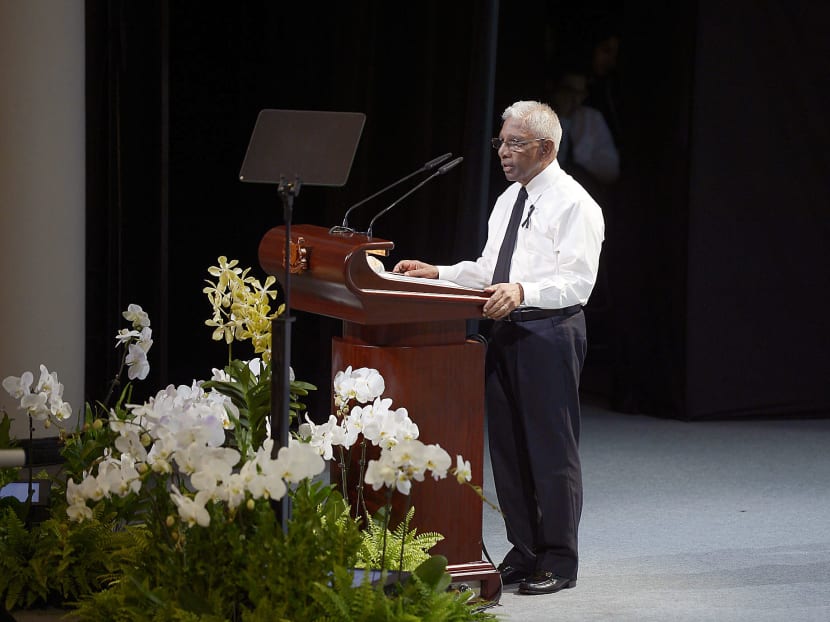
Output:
[486, 308, 586, 579]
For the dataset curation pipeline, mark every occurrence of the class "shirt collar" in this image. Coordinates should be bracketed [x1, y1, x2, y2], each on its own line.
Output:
[523, 159, 561, 203]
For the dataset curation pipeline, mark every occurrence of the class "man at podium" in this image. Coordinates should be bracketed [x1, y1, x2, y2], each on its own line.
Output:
[393, 100, 604, 596]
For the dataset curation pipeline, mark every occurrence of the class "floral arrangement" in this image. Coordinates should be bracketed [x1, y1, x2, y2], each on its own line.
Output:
[0, 257, 497, 621]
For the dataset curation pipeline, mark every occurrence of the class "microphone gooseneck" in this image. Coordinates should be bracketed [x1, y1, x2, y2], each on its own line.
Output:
[331, 152, 452, 234]
[366, 157, 463, 238]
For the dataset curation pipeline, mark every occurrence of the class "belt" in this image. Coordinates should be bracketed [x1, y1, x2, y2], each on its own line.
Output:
[503, 305, 582, 322]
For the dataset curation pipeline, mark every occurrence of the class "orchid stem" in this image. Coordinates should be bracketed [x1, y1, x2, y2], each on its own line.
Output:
[102, 344, 129, 409]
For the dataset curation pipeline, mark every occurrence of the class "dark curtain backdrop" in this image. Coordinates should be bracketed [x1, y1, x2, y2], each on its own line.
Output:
[86, 0, 500, 417]
[685, 1, 830, 418]
[86, 1, 829, 421]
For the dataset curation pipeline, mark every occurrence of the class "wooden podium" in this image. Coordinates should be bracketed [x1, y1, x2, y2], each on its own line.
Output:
[259, 224, 501, 600]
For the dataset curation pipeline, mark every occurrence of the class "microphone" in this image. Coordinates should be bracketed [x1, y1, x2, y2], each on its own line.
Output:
[331, 152, 452, 233]
[366, 157, 463, 238]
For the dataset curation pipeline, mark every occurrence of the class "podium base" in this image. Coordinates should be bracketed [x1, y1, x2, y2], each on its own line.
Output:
[447, 561, 502, 603]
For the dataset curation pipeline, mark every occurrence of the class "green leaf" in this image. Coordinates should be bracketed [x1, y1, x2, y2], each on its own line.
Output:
[412, 555, 450, 592]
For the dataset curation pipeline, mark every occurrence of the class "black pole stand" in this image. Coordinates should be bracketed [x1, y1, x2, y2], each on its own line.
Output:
[239, 108, 365, 531]
[270, 176, 301, 531]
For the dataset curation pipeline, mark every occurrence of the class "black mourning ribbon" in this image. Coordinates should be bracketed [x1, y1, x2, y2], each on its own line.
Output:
[491, 186, 528, 285]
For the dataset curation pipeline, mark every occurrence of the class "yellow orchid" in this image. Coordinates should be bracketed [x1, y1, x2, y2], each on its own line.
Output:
[204, 257, 283, 358]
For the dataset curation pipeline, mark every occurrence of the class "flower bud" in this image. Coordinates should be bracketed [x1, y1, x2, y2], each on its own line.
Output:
[92, 419, 104, 430]
[140, 433, 152, 447]
[166, 515, 175, 527]
[246, 498, 255, 511]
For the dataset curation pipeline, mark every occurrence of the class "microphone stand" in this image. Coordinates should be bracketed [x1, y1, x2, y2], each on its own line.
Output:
[367, 157, 463, 238]
[271, 175, 300, 532]
[332, 153, 452, 233]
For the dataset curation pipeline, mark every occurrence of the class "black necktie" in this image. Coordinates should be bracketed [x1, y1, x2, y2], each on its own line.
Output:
[491, 186, 528, 285]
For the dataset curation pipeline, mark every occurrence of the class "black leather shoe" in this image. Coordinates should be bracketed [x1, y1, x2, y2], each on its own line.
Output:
[518, 571, 576, 595]
[497, 564, 531, 586]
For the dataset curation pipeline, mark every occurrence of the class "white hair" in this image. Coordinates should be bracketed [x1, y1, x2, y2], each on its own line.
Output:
[502, 100, 562, 152]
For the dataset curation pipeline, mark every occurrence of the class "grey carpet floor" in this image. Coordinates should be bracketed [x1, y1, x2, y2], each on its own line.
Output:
[481, 398, 830, 621]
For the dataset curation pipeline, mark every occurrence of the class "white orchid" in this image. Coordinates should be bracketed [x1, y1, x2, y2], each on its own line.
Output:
[364, 454, 398, 492]
[333, 366, 385, 406]
[423, 444, 452, 480]
[3, 365, 72, 426]
[137, 326, 153, 352]
[114, 429, 148, 463]
[20, 391, 50, 421]
[1, 370, 33, 399]
[66, 501, 93, 522]
[125, 344, 150, 380]
[116, 304, 153, 381]
[274, 441, 325, 484]
[97, 456, 141, 497]
[362, 440, 452, 496]
[66, 382, 323, 523]
[170, 485, 211, 528]
[453, 455, 472, 484]
[299, 414, 338, 460]
[115, 328, 140, 346]
[122, 303, 151, 329]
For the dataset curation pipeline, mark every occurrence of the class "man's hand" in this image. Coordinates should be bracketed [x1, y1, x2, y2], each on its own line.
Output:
[483, 283, 524, 320]
[392, 260, 439, 279]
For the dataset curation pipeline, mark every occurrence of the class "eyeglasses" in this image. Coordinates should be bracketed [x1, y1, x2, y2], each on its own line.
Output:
[491, 137, 547, 152]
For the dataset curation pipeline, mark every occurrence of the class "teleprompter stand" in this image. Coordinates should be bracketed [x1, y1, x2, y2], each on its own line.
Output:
[239, 109, 365, 526]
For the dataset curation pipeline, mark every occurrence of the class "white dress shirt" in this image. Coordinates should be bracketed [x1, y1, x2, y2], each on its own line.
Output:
[438, 160, 605, 309]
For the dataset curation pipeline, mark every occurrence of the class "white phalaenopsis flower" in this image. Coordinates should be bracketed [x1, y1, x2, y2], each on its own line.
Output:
[97, 455, 142, 497]
[364, 440, 452, 495]
[184, 446, 239, 492]
[219, 472, 248, 510]
[3, 365, 72, 425]
[126, 382, 227, 449]
[115, 328, 140, 346]
[20, 392, 50, 421]
[330, 414, 359, 449]
[66, 380, 326, 523]
[35, 364, 61, 396]
[116, 304, 153, 381]
[62, 361, 479, 534]
[422, 443, 452, 480]
[333, 366, 385, 405]
[122, 303, 151, 329]
[247, 358, 263, 377]
[137, 326, 153, 352]
[298, 414, 339, 460]
[360, 398, 418, 450]
[364, 453, 399, 491]
[274, 440, 326, 484]
[77, 472, 107, 502]
[454, 454, 472, 484]
[211, 367, 231, 382]
[245, 439, 290, 500]
[170, 485, 211, 527]
[114, 429, 148, 463]
[66, 499, 93, 522]
[125, 343, 150, 380]
[389, 440, 431, 482]
[2, 370, 33, 399]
